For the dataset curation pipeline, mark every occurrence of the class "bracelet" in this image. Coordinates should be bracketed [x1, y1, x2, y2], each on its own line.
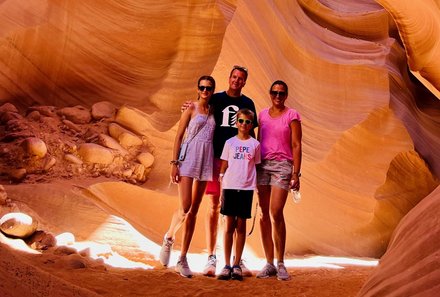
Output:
[219, 173, 225, 177]
[170, 160, 180, 165]
[292, 172, 301, 177]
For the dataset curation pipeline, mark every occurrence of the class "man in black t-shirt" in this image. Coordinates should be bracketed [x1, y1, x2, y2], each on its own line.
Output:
[202, 65, 257, 277]
[209, 91, 258, 158]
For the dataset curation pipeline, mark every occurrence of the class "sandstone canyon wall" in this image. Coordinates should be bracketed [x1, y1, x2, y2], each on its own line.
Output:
[0, 0, 439, 295]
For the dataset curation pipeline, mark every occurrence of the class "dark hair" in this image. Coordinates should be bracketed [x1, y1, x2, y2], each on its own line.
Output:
[237, 108, 255, 121]
[269, 80, 288, 95]
[198, 75, 216, 91]
[229, 65, 248, 81]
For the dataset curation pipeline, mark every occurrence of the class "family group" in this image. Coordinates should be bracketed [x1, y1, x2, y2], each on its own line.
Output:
[159, 65, 302, 281]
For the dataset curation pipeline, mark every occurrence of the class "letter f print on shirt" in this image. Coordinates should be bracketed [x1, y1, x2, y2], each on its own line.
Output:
[220, 105, 239, 127]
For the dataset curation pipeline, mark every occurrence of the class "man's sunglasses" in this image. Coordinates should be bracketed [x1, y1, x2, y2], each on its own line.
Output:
[237, 118, 252, 125]
[270, 90, 286, 97]
[198, 86, 213, 92]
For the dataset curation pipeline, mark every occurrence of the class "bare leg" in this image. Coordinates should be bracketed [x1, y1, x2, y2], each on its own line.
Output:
[165, 177, 193, 239]
[180, 180, 207, 256]
[223, 216, 236, 267]
[232, 218, 246, 267]
[270, 186, 288, 263]
[258, 185, 274, 264]
[205, 194, 220, 255]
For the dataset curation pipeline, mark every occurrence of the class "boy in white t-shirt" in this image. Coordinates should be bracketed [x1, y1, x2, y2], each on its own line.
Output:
[216, 108, 261, 281]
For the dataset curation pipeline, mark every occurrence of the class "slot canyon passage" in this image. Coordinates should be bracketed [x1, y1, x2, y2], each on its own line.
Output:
[0, 1, 439, 296]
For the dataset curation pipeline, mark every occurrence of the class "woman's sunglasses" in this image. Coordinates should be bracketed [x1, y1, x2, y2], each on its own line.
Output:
[198, 86, 213, 92]
[237, 118, 252, 125]
[270, 90, 286, 97]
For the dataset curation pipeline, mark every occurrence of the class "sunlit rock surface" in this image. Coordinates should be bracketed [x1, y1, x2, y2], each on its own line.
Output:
[377, 0, 440, 98]
[0, 0, 233, 130]
[358, 186, 440, 297]
[0, 0, 439, 295]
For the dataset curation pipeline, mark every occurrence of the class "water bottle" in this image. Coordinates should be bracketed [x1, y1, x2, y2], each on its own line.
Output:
[291, 189, 301, 203]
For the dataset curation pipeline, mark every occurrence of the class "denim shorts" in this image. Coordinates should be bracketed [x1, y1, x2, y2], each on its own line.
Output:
[257, 159, 293, 191]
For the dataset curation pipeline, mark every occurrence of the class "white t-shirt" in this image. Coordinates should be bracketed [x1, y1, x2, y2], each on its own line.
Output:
[220, 136, 261, 190]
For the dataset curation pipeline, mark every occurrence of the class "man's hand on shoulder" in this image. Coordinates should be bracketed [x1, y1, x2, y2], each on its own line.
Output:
[181, 100, 194, 113]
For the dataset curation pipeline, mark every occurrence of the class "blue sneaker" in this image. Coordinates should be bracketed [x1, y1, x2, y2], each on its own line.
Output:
[231, 265, 243, 281]
[217, 265, 232, 280]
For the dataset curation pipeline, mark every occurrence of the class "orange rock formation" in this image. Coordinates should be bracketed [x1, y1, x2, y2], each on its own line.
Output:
[0, 1, 439, 296]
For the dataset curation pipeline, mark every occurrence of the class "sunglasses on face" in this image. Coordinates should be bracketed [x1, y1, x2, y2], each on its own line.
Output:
[198, 85, 213, 92]
[237, 118, 252, 125]
[270, 90, 286, 97]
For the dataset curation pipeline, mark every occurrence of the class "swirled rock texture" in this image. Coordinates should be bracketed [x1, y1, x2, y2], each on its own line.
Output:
[377, 0, 440, 98]
[358, 186, 440, 297]
[0, 1, 439, 296]
[0, 0, 233, 130]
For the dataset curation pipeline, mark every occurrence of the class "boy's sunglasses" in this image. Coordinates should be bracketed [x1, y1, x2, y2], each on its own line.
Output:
[270, 90, 286, 97]
[237, 118, 252, 125]
[198, 86, 213, 92]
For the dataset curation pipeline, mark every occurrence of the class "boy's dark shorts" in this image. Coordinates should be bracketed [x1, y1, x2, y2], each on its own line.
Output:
[220, 189, 253, 219]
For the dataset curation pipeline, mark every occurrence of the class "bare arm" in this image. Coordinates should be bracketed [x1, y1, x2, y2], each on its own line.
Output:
[290, 120, 302, 190]
[218, 160, 228, 182]
[170, 105, 194, 183]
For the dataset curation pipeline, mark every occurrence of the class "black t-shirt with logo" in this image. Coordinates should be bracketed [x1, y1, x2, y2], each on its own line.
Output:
[210, 91, 258, 158]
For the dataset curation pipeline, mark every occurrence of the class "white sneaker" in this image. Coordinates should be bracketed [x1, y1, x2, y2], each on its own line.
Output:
[175, 256, 193, 278]
[256, 262, 277, 279]
[159, 235, 174, 267]
[277, 262, 290, 281]
[239, 259, 253, 277]
[202, 255, 217, 277]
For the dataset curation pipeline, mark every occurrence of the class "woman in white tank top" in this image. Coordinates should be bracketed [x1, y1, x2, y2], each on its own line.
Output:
[159, 75, 216, 278]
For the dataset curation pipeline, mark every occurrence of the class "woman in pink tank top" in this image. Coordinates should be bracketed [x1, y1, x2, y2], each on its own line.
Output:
[256, 80, 302, 281]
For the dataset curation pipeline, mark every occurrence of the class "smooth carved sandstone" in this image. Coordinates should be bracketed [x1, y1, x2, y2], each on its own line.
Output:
[0, 1, 439, 296]
[43, 156, 57, 171]
[0, 212, 38, 238]
[77, 143, 114, 165]
[137, 152, 154, 168]
[98, 134, 128, 156]
[377, 0, 440, 98]
[21, 137, 47, 159]
[117, 132, 143, 149]
[114, 106, 153, 137]
[108, 121, 143, 149]
[58, 106, 92, 124]
[64, 154, 83, 165]
[91, 101, 116, 120]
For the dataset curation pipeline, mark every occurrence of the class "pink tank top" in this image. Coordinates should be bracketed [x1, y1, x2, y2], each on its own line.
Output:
[258, 107, 301, 161]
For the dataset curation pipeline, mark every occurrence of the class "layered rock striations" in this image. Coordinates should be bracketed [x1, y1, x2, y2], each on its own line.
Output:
[0, 1, 439, 295]
[0, 0, 233, 130]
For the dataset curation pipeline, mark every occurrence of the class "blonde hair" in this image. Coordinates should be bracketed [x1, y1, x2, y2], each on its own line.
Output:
[237, 108, 255, 121]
